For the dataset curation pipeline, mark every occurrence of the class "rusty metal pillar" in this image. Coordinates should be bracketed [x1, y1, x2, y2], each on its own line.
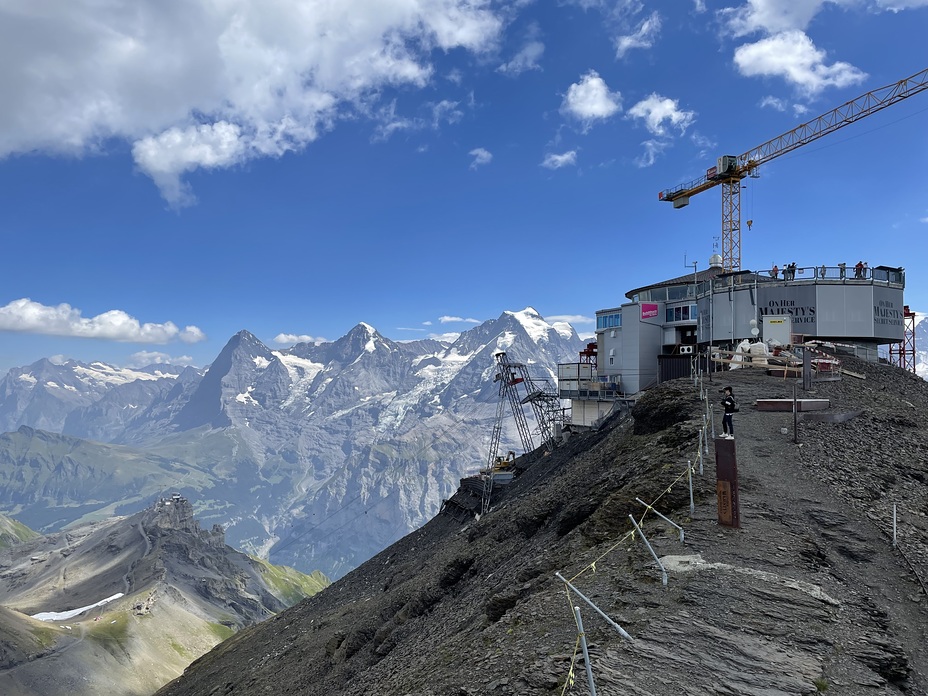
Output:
[714, 438, 740, 528]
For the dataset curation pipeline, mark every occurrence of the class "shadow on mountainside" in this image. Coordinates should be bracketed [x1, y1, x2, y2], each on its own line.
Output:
[157, 355, 928, 696]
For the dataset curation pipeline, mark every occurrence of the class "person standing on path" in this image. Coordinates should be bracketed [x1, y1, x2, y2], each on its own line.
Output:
[721, 387, 736, 439]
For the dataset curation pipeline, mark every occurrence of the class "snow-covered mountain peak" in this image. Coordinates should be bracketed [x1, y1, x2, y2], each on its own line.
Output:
[338, 322, 390, 358]
[502, 307, 576, 344]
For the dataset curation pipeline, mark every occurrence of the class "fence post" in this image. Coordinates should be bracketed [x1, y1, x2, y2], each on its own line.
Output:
[628, 515, 668, 586]
[687, 460, 695, 515]
[574, 607, 598, 696]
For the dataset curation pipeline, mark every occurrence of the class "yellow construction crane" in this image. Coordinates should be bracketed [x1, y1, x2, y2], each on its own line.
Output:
[659, 66, 928, 272]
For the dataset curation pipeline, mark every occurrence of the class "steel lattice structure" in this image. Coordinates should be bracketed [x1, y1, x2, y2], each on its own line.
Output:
[482, 351, 563, 514]
[889, 305, 917, 374]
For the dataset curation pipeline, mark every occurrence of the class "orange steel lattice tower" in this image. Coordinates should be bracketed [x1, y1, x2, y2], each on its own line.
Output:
[889, 306, 917, 374]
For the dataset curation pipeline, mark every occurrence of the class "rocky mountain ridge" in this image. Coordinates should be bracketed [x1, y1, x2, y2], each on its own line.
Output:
[156, 354, 928, 696]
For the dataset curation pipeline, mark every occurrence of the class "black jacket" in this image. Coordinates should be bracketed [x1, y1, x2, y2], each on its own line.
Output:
[722, 395, 736, 414]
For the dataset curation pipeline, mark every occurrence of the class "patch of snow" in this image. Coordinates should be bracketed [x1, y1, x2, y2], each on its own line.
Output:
[63, 383, 78, 392]
[253, 356, 270, 369]
[45, 381, 61, 389]
[274, 352, 325, 408]
[505, 307, 550, 343]
[17, 373, 37, 385]
[32, 593, 125, 622]
[235, 386, 259, 405]
[73, 363, 177, 387]
[365, 337, 377, 353]
[496, 331, 516, 350]
[376, 348, 478, 432]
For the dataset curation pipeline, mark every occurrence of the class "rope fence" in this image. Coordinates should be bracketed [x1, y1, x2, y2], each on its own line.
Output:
[554, 354, 716, 694]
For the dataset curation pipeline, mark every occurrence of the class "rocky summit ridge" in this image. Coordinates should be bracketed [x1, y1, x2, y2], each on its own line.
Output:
[157, 354, 928, 696]
[0, 495, 327, 696]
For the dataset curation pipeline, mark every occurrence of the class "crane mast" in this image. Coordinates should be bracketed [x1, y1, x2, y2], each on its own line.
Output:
[659, 66, 928, 272]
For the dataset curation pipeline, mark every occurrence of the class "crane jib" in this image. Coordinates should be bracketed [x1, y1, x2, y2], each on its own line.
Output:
[658, 66, 928, 271]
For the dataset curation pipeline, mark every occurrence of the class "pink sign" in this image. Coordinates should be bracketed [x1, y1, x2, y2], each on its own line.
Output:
[641, 303, 659, 319]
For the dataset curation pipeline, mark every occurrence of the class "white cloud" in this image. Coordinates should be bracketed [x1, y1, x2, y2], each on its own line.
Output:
[721, 0, 829, 37]
[627, 94, 695, 136]
[920, 216, 928, 223]
[0, 1, 504, 206]
[180, 326, 207, 343]
[427, 331, 462, 342]
[875, 0, 928, 7]
[439, 315, 480, 323]
[0, 298, 206, 344]
[126, 351, 196, 368]
[396, 327, 428, 332]
[422, 320, 433, 326]
[274, 333, 326, 345]
[541, 151, 578, 169]
[635, 139, 669, 167]
[690, 132, 716, 155]
[498, 35, 545, 76]
[547, 314, 593, 325]
[615, 11, 662, 58]
[132, 122, 250, 207]
[431, 100, 464, 128]
[372, 100, 422, 141]
[469, 147, 493, 169]
[561, 71, 622, 130]
[733, 30, 866, 95]
[759, 95, 787, 111]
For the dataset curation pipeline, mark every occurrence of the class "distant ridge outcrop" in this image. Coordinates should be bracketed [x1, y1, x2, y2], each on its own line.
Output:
[0, 497, 328, 696]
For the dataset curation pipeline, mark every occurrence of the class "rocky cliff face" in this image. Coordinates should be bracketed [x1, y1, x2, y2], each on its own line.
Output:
[0, 309, 584, 580]
[155, 355, 928, 696]
[0, 497, 328, 696]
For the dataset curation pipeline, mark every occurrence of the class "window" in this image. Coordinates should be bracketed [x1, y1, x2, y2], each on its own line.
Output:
[665, 304, 700, 323]
[596, 312, 622, 330]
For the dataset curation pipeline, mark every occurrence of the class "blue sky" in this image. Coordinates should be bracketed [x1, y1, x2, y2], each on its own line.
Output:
[1, 0, 927, 374]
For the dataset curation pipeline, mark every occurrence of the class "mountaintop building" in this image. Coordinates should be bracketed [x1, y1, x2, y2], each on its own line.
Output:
[559, 255, 906, 427]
